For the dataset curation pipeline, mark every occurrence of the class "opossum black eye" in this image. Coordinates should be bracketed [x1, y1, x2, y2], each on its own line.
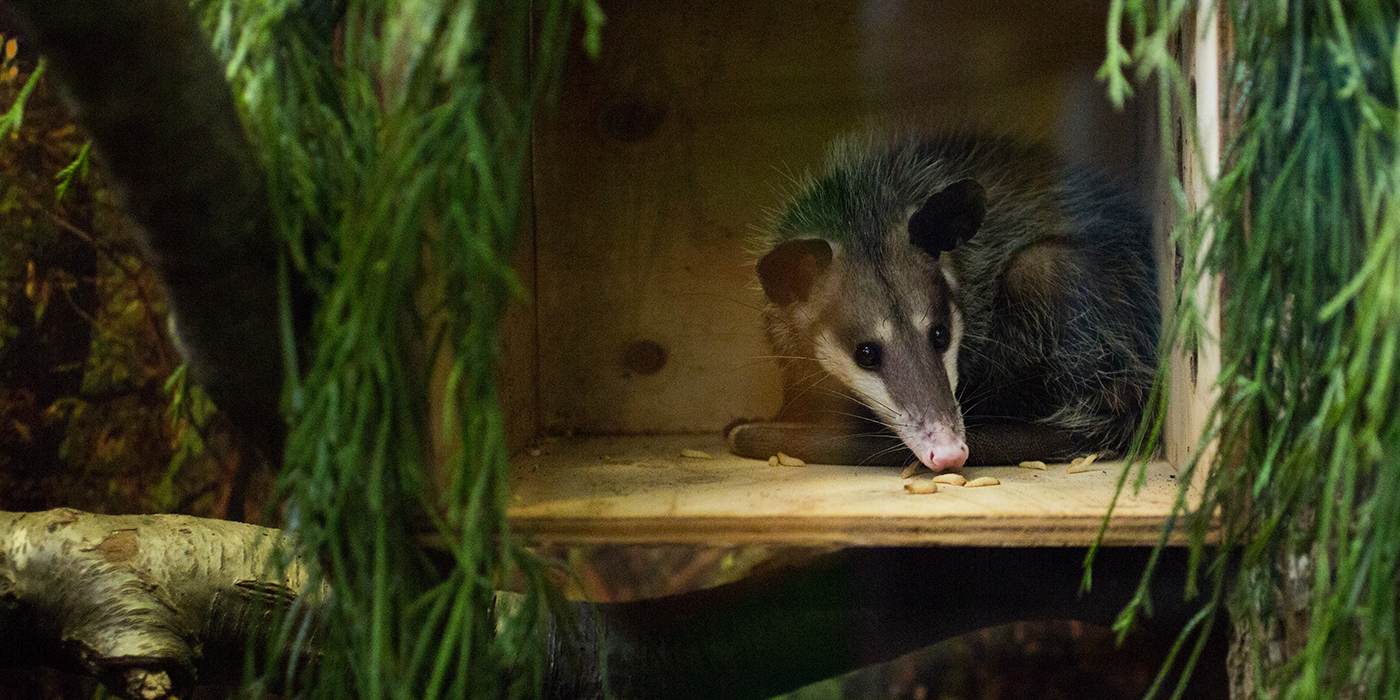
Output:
[929, 324, 951, 353]
[853, 342, 883, 371]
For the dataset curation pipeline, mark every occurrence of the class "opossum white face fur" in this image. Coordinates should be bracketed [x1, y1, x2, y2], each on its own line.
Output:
[757, 178, 986, 471]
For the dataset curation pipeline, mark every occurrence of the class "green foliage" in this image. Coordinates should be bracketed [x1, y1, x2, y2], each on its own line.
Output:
[1101, 2, 1400, 698]
[191, 1, 601, 697]
[156, 365, 218, 512]
[53, 141, 90, 204]
[0, 56, 45, 140]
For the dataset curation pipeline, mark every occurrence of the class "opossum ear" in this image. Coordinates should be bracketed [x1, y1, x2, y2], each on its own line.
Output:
[757, 239, 833, 306]
[908, 178, 987, 259]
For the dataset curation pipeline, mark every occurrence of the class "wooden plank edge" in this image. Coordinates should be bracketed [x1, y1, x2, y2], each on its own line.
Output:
[509, 514, 1220, 548]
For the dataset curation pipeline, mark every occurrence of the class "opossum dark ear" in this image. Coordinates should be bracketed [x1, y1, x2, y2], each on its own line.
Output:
[908, 178, 987, 259]
[757, 239, 833, 306]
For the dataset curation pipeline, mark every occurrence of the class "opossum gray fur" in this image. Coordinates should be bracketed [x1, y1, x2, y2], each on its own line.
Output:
[741, 131, 1158, 469]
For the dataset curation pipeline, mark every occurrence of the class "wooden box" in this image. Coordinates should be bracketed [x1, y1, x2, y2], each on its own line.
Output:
[503, 0, 1223, 548]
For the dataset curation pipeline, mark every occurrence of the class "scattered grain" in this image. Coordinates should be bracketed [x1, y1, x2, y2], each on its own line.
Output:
[776, 452, 806, 467]
[1068, 453, 1099, 474]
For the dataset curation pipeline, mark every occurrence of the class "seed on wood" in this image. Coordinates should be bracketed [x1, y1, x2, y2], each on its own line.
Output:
[776, 452, 806, 467]
[1068, 454, 1099, 474]
[680, 448, 714, 459]
[768, 455, 779, 466]
[904, 481, 938, 494]
[965, 477, 1000, 487]
[1018, 460, 1048, 470]
[932, 473, 967, 486]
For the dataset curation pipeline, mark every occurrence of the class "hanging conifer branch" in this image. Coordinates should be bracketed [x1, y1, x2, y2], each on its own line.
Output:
[1101, 2, 1400, 697]
[188, 0, 603, 697]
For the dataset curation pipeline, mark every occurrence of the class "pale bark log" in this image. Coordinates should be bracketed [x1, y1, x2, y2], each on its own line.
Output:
[0, 509, 322, 700]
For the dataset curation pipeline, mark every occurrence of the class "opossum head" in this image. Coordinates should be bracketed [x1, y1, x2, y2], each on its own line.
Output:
[758, 178, 986, 470]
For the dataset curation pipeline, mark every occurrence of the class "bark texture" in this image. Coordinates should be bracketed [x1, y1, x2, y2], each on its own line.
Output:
[0, 509, 319, 700]
[1227, 551, 1315, 699]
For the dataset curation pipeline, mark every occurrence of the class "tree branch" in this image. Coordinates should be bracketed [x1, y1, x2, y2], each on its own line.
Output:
[0, 509, 321, 700]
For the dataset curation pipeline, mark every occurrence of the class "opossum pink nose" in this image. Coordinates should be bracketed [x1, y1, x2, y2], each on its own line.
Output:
[928, 442, 968, 471]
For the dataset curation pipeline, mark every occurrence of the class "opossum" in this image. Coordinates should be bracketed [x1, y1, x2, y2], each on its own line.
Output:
[733, 132, 1158, 470]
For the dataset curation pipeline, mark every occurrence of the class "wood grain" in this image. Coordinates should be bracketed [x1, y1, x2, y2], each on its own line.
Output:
[527, 0, 1144, 436]
[1162, 9, 1225, 480]
[510, 434, 1210, 547]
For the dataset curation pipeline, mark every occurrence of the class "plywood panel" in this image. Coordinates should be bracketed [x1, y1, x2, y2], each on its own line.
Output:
[510, 434, 1208, 547]
[531, 0, 1146, 436]
[1164, 7, 1225, 473]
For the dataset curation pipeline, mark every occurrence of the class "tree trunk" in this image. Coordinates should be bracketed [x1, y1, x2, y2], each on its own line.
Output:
[1227, 549, 1314, 699]
[8, 0, 292, 467]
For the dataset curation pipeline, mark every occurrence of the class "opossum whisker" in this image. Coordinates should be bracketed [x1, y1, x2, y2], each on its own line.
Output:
[830, 429, 907, 445]
[783, 382, 834, 408]
[964, 412, 1044, 423]
[848, 389, 900, 416]
[822, 410, 888, 427]
[734, 357, 812, 372]
[863, 443, 915, 466]
[756, 354, 824, 363]
[848, 410, 917, 432]
[789, 364, 832, 388]
[796, 429, 896, 455]
[784, 376, 858, 410]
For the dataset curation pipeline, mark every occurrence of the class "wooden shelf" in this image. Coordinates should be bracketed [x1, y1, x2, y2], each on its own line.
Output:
[510, 434, 1203, 547]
